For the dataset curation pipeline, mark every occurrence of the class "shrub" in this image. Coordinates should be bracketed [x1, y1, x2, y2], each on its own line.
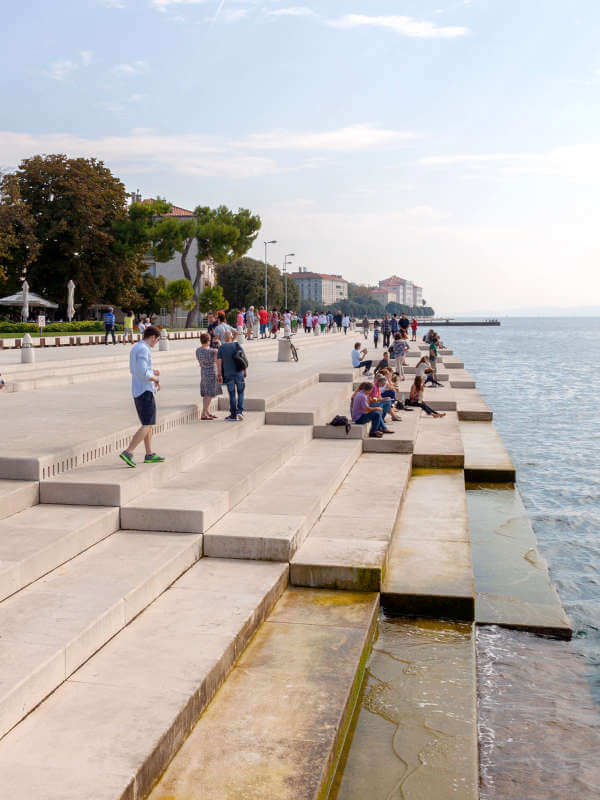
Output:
[0, 321, 122, 334]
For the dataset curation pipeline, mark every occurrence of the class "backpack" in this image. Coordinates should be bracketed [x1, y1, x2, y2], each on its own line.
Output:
[233, 343, 248, 372]
[329, 415, 351, 435]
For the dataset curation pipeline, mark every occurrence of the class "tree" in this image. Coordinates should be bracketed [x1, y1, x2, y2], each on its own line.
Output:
[216, 257, 299, 311]
[156, 278, 195, 327]
[136, 273, 167, 316]
[197, 285, 229, 316]
[0, 173, 40, 290]
[186, 206, 261, 326]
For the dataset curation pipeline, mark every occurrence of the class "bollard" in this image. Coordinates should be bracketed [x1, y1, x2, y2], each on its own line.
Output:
[21, 333, 35, 363]
[159, 328, 169, 351]
[277, 338, 293, 362]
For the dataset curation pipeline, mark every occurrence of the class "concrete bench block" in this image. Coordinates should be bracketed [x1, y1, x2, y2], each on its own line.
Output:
[0, 479, 39, 521]
[290, 536, 387, 591]
[121, 488, 229, 534]
[313, 423, 367, 440]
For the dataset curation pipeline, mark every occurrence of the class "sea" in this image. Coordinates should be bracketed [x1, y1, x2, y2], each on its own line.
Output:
[435, 317, 600, 798]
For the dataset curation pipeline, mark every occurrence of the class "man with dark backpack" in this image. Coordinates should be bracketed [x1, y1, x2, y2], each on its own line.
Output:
[217, 330, 247, 421]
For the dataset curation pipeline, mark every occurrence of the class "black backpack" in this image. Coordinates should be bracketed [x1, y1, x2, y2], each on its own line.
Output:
[329, 415, 351, 434]
[233, 343, 248, 372]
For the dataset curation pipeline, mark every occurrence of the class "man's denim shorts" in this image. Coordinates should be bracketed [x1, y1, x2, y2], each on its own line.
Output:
[134, 391, 156, 426]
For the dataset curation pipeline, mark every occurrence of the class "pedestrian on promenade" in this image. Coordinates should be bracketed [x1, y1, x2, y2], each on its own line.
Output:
[391, 333, 409, 379]
[428, 335, 439, 382]
[271, 308, 280, 338]
[399, 313, 410, 335]
[373, 319, 380, 348]
[217, 330, 247, 422]
[312, 313, 319, 335]
[352, 342, 373, 375]
[302, 312, 309, 334]
[259, 307, 269, 339]
[391, 314, 399, 336]
[350, 382, 388, 438]
[291, 311, 299, 332]
[214, 312, 236, 345]
[123, 310, 135, 344]
[382, 314, 392, 349]
[362, 315, 370, 340]
[407, 376, 445, 418]
[327, 312, 334, 332]
[137, 316, 147, 336]
[196, 332, 220, 420]
[319, 312, 327, 334]
[410, 317, 418, 341]
[283, 309, 292, 336]
[245, 306, 255, 339]
[342, 314, 350, 335]
[103, 306, 116, 345]
[119, 325, 164, 467]
[236, 308, 245, 338]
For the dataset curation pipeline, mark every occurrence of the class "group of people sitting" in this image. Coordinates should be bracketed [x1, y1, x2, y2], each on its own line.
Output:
[349, 331, 447, 438]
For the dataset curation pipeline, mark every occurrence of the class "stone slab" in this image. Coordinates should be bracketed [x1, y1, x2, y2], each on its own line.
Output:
[332, 617, 478, 800]
[460, 420, 516, 482]
[0, 479, 39, 521]
[454, 388, 493, 421]
[0, 529, 202, 738]
[313, 423, 368, 440]
[0, 559, 288, 800]
[265, 381, 352, 426]
[0, 504, 119, 601]
[362, 411, 419, 453]
[382, 471, 475, 620]
[413, 411, 464, 468]
[448, 369, 477, 389]
[468, 487, 572, 638]
[147, 588, 379, 800]
[204, 512, 308, 561]
[290, 537, 388, 590]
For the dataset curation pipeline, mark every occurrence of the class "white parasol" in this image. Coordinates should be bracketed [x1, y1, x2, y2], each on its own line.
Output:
[21, 280, 29, 322]
[67, 280, 76, 322]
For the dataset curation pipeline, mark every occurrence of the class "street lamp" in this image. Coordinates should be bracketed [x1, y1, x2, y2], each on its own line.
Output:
[264, 240, 277, 308]
[282, 253, 295, 309]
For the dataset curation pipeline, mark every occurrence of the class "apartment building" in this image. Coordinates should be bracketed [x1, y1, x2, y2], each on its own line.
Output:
[379, 275, 423, 307]
[291, 269, 348, 305]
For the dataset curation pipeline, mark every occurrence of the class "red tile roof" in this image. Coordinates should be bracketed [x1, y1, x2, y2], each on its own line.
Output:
[142, 199, 195, 217]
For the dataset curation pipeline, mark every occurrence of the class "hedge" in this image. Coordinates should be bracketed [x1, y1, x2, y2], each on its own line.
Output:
[0, 321, 128, 334]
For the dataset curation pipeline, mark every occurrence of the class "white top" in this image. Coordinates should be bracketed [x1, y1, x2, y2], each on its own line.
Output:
[342, 315, 350, 326]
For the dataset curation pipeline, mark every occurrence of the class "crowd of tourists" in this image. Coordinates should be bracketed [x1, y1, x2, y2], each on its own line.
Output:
[349, 325, 446, 438]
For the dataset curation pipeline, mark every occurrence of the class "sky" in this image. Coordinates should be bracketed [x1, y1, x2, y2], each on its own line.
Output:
[1, 0, 599, 314]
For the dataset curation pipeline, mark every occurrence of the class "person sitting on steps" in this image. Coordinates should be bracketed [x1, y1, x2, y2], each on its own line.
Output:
[351, 342, 373, 375]
[407, 376, 446, 418]
[350, 382, 394, 438]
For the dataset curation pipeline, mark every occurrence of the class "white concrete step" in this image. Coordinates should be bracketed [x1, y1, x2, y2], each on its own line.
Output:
[0, 528, 202, 739]
[0, 559, 288, 800]
[460, 420, 515, 481]
[40, 412, 265, 506]
[413, 410, 464, 468]
[454, 388, 493, 420]
[448, 369, 477, 389]
[265, 381, 353, 426]
[382, 470, 475, 620]
[290, 453, 412, 591]
[0, 480, 39, 521]
[0, 504, 119, 601]
[204, 438, 363, 561]
[121, 425, 312, 535]
[147, 587, 378, 800]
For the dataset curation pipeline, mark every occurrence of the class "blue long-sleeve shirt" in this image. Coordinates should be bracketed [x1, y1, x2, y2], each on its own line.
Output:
[104, 312, 115, 327]
[130, 340, 155, 397]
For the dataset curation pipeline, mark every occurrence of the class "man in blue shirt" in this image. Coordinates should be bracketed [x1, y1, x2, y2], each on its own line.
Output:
[217, 330, 247, 421]
[104, 306, 116, 345]
[119, 326, 164, 467]
[351, 342, 373, 375]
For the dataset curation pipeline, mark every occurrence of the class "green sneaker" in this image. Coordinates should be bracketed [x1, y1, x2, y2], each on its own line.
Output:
[144, 453, 165, 463]
[119, 451, 136, 468]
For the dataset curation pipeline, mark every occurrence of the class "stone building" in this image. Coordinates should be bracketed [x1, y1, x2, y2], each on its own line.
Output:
[290, 269, 348, 306]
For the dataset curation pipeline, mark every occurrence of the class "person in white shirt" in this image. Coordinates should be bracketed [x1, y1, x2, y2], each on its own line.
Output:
[283, 309, 292, 336]
[342, 315, 350, 335]
[351, 341, 373, 375]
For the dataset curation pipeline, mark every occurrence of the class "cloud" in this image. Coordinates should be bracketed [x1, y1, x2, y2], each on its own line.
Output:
[80, 51, 93, 67]
[241, 124, 417, 152]
[45, 60, 79, 81]
[114, 60, 150, 75]
[266, 6, 316, 17]
[328, 14, 469, 38]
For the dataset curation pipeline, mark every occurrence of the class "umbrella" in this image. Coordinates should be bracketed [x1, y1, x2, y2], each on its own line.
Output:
[67, 280, 75, 322]
[0, 291, 59, 309]
[21, 280, 29, 322]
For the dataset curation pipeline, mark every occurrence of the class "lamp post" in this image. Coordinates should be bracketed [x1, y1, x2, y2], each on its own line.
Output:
[282, 253, 295, 309]
[264, 240, 277, 309]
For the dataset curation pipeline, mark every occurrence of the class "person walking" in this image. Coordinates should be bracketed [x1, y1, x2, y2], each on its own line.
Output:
[342, 314, 350, 335]
[236, 308, 245, 338]
[391, 314, 399, 336]
[362, 315, 370, 340]
[399, 313, 410, 336]
[259, 306, 269, 339]
[382, 314, 392, 349]
[245, 306, 255, 340]
[270, 308, 280, 339]
[196, 332, 220, 420]
[119, 325, 164, 467]
[373, 319, 380, 348]
[410, 317, 418, 341]
[391, 333, 409, 380]
[217, 330, 247, 422]
[283, 309, 292, 336]
[429, 335, 439, 382]
[319, 312, 327, 334]
[103, 306, 116, 345]
[123, 310, 135, 344]
[214, 312, 236, 345]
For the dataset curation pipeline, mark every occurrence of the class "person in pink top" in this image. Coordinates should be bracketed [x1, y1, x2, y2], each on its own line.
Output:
[410, 318, 418, 341]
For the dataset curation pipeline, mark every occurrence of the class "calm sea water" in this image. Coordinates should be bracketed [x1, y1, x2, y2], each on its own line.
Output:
[439, 317, 600, 797]
[439, 317, 600, 692]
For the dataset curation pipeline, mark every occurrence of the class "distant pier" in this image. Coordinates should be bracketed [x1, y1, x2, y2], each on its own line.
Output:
[418, 318, 501, 326]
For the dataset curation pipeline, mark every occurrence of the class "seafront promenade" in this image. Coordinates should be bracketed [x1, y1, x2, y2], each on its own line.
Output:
[0, 330, 570, 799]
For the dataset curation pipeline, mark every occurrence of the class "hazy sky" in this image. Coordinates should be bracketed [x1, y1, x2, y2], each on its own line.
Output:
[2, 0, 599, 313]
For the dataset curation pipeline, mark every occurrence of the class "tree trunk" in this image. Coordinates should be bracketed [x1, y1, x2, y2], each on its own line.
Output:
[185, 259, 202, 328]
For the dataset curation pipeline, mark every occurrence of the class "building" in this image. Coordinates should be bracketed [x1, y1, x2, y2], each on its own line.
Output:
[290, 269, 348, 306]
[413, 285, 423, 307]
[370, 288, 396, 306]
[140, 198, 215, 290]
[379, 275, 422, 308]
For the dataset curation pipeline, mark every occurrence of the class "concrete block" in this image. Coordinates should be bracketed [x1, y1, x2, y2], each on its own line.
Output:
[313, 423, 367, 440]
[203, 512, 307, 561]
[121, 487, 229, 533]
[290, 536, 388, 590]
[413, 411, 464, 468]
[0, 479, 39, 521]
[454, 388, 493, 421]
[460, 420, 515, 482]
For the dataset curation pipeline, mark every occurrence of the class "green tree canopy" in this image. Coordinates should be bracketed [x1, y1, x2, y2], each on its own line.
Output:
[156, 278, 195, 327]
[0, 173, 40, 289]
[197, 284, 229, 315]
[216, 257, 299, 311]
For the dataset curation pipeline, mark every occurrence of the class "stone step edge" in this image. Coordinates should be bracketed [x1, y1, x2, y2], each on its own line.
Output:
[0, 532, 202, 741]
